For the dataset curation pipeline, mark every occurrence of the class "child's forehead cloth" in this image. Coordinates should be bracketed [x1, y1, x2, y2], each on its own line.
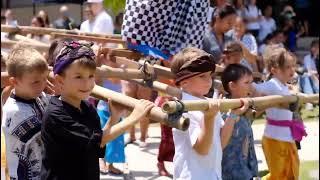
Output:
[53, 41, 96, 74]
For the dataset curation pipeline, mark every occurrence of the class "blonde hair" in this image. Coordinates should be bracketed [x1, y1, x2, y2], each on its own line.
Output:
[264, 46, 296, 73]
[6, 43, 48, 78]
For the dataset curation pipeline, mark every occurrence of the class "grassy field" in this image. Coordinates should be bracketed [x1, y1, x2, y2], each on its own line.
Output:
[259, 160, 319, 179]
[252, 106, 319, 125]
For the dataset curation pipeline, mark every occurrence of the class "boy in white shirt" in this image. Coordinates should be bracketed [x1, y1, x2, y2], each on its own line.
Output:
[170, 47, 247, 180]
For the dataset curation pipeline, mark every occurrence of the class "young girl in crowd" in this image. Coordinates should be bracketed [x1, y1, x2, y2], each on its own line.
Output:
[170, 47, 247, 180]
[233, 16, 259, 72]
[41, 40, 155, 180]
[253, 48, 307, 180]
[221, 64, 258, 179]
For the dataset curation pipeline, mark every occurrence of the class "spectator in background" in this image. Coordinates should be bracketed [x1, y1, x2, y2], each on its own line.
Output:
[4, 9, 18, 26]
[244, 0, 262, 38]
[300, 39, 319, 110]
[295, 0, 310, 36]
[233, 16, 259, 72]
[53, 5, 77, 30]
[258, 33, 273, 56]
[38, 10, 52, 28]
[27, 16, 51, 43]
[114, 12, 124, 34]
[203, 4, 237, 64]
[85, 0, 114, 34]
[258, 5, 276, 44]
[80, 4, 95, 32]
[233, 0, 246, 18]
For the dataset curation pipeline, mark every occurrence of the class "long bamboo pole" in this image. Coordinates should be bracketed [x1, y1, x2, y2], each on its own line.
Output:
[1, 25, 122, 39]
[162, 94, 319, 113]
[1, 40, 142, 60]
[51, 33, 126, 46]
[91, 85, 189, 130]
[1, 40, 50, 52]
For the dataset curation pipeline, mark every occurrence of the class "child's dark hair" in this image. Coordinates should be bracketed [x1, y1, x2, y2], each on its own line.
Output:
[311, 39, 319, 48]
[221, 64, 252, 94]
[223, 41, 243, 54]
[47, 38, 74, 66]
[210, 4, 236, 26]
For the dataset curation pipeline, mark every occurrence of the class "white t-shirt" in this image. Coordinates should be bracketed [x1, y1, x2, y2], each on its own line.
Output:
[253, 78, 294, 142]
[244, 5, 261, 30]
[173, 93, 224, 180]
[303, 54, 317, 72]
[92, 11, 114, 34]
[80, 20, 94, 33]
[258, 17, 276, 42]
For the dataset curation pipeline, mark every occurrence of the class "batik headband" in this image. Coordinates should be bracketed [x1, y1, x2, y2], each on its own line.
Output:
[53, 41, 96, 75]
[175, 55, 216, 85]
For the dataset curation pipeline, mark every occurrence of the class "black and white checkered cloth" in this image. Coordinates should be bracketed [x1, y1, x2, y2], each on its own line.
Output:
[122, 0, 209, 55]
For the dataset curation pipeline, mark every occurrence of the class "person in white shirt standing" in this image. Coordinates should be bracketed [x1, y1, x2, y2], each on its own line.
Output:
[83, 0, 114, 34]
[258, 5, 276, 44]
[244, 0, 262, 38]
[80, 4, 95, 33]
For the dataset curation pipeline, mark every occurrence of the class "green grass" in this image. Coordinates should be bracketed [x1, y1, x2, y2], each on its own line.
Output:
[252, 106, 319, 125]
[258, 160, 319, 179]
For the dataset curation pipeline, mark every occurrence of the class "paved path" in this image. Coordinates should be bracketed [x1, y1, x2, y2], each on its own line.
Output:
[101, 120, 319, 180]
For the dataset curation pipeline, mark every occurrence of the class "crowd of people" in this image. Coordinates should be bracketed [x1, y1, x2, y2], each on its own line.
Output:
[1, 0, 319, 180]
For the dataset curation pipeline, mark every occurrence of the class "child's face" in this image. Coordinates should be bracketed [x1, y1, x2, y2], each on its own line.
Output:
[228, 74, 253, 98]
[272, 59, 296, 84]
[57, 61, 96, 102]
[180, 71, 213, 97]
[14, 70, 49, 99]
[223, 52, 243, 66]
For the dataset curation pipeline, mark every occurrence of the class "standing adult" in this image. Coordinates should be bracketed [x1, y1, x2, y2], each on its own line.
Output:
[244, 0, 262, 38]
[53, 5, 77, 30]
[258, 5, 276, 43]
[79, 4, 95, 33]
[203, 4, 237, 64]
[83, 0, 114, 34]
[4, 9, 18, 26]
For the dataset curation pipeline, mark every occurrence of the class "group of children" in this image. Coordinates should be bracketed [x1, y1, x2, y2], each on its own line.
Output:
[1, 38, 309, 180]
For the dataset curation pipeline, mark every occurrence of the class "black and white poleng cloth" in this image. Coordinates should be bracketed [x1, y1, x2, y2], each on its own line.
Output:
[122, 0, 209, 56]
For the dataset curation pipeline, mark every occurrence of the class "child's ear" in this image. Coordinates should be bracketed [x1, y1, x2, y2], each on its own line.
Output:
[270, 67, 277, 75]
[8, 77, 17, 86]
[54, 74, 64, 86]
[228, 81, 236, 91]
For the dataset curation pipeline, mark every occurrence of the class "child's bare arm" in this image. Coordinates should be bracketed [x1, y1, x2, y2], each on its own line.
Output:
[193, 100, 220, 155]
[100, 99, 154, 147]
[221, 99, 249, 149]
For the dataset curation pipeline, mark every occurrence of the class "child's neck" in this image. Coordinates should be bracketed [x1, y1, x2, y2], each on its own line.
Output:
[272, 75, 288, 86]
[60, 95, 82, 110]
[14, 88, 35, 100]
[183, 90, 206, 99]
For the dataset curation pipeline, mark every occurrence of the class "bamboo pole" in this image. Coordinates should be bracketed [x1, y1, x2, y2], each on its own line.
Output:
[91, 85, 189, 130]
[1, 25, 122, 39]
[51, 33, 126, 46]
[96, 65, 146, 79]
[1, 40, 142, 60]
[8, 34, 48, 46]
[162, 94, 319, 114]
[1, 40, 50, 52]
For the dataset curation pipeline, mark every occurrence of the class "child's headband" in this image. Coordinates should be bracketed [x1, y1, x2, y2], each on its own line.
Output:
[53, 41, 95, 75]
[175, 55, 216, 85]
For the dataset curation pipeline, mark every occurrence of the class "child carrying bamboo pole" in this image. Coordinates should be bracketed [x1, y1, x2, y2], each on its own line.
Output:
[253, 48, 307, 180]
[41, 40, 155, 180]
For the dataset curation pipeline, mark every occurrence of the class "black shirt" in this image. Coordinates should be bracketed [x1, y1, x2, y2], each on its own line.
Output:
[41, 96, 105, 180]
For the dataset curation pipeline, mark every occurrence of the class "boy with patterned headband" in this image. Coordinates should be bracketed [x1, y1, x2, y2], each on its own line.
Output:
[171, 47, 248, 180]
[41, 40, 155, 180]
